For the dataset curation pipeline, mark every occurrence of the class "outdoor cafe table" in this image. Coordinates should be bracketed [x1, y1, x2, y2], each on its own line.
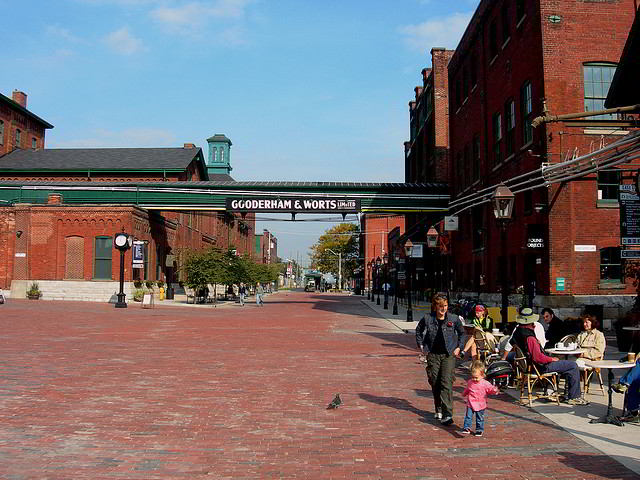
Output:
[544, 348, 586, 398]
[584, 359, 636, 426]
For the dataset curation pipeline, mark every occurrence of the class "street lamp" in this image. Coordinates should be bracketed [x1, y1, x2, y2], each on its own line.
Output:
[492, 184, 515, 330]
[367, 261, 372, 300]
[392, 252, 399, 315]
[113, 231, 133, 308]
[404, 238, 414, 322]
[427, 227, 439, 294]
[383, 253, 389, 309]
[376, 256, 381, 305]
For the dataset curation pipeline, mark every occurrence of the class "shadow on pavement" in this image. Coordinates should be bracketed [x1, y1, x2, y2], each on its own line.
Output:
[557, 452, 640, 479]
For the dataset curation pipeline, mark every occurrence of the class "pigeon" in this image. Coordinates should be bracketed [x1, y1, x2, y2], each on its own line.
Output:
[327, 393, 342, 409]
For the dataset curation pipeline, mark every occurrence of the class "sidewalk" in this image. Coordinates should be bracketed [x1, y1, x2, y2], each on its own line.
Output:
[361, 294, 640, 476]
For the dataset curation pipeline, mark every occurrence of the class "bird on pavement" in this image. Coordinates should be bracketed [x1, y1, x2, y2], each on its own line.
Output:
[327, 394, 342, 409]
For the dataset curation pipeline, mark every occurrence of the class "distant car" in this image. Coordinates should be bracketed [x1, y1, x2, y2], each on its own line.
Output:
[304, 281, 316, 292]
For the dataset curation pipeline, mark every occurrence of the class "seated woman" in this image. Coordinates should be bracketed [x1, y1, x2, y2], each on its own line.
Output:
[462, 305, 495, 359]
[576, 314, 606, 361]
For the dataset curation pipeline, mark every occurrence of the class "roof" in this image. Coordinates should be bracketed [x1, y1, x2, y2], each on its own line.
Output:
[208, 173, 235, 182]
[206, 134, 232, 145]
[0, 147, 205, 172]
[0, 93, 54, 129]
[605, 11, 640, 108]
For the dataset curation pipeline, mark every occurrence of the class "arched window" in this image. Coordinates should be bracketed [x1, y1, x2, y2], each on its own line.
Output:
[220, 148, 225, 163]
[212, 147, 217, 163]
[65, 236, 84, 279]
[32, 137, 37, 150]
[0, 120, 4, 145]
[15, 128, 21, 147]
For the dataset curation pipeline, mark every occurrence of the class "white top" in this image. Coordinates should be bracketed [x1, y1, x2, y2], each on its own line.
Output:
[504, 321, 547, 352]
[584, 360, 637, 369]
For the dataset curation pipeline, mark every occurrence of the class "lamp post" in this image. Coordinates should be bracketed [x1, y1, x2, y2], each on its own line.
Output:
[383, 253, 389, 309]
[405, 239, 414, 322]
[426, 227, 438, 297]
[392, 252, 399, 315]
[113, 231, 133, 308]
[492, 184, 515, 330]
[367, 261, 372, 300]
[376, 256, 381, 305]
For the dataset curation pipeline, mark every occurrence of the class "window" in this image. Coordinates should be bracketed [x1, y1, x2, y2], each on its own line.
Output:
[472, 135, 480, 181]
[221, 148, 225, 163]
[600, 247, 621, 283]
[15, 128, 21, 147]
[211, 148, 217, 163]
[0, 120, 3, 145]
[156, 245, 164, 280]
[521, 81, 533, 145]
[597, 170, 620, 202]
[94, 236, 112, 279]
[489, 20, 498, 60]
[31, 137, 37, 150]
[505, 99, 516, 157]
[501, 4, 510, 44]
[516, 0, 526, 23]
[584, 63, 617, 119]
[493, 112, 502, 165]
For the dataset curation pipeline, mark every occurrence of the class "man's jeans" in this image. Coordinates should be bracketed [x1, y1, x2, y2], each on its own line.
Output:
[543, 360, 581, 399]
[463, 406, 485, 432]
[239, 293, 245, 305]
[256, 294, 263, 306]
[620, 359, 640, 411]
[426, 353, 456, 418]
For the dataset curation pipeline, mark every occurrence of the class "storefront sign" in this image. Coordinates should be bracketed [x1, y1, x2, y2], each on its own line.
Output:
[620, 184, 640, 245]
[574, 245, 596, 252]
[526, 237, 545, 248]
[556, 277, 565, 292]
[226, 198, 360, 213]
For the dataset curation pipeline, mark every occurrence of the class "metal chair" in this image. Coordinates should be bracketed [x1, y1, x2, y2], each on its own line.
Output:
[473, 329, 497, 364]
[514, 346, 560, 406]
[558, 334, 577, 346]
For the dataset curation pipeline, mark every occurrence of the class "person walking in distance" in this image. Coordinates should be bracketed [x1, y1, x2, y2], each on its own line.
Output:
[238, 283, 246, 306]
[256, 283, 265, 306]
[416, 293, 465, 425]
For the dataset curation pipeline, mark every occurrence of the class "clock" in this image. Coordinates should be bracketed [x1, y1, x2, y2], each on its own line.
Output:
[114, 233, 131, 250]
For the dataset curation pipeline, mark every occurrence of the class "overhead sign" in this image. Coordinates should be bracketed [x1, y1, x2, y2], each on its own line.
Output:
[621, 250, 640, 259]
[444, 216, 459, 231]
[620, 184, 640, 245]
[226, 198, 360, 213]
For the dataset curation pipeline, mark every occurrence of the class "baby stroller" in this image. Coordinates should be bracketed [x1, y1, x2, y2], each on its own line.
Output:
[485, 359, 514, 389]
[0, 288, 5, 304]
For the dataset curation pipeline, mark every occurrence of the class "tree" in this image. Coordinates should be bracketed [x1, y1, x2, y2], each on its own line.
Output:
[309, 223, 360, 287]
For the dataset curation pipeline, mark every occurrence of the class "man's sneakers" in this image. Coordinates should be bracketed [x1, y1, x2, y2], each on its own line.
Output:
[434, 411, 442, 420]
[612, 383, 629, 394]
[565, 397, 590, 406]
[474, 430, 484, 437]
[458, 428, 471, 435]
[440, 415, 454, 426]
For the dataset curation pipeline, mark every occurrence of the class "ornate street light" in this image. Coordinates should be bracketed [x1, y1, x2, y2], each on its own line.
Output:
[492, 184, 515, 330]
[392, 252, 399, 315]
[375, 256, 382, 305]
[383, 253, 389, 310]
[404, 239, 414, 322]
[367, 261, 373, 301]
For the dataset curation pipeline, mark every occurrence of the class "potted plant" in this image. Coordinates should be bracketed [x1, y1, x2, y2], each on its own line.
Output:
[26, 282, 41, 300]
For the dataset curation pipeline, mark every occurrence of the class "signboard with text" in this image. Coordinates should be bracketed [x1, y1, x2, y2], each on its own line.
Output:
[132, 241, 145, 269]
[620, 184, 640, 245]
[226, 197, 360, 213]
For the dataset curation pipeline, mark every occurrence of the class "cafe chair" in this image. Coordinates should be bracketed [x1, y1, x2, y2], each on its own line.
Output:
[473, 329, 497, 364]
[581, 355, 606, 396]
[514, 346, 560, 407]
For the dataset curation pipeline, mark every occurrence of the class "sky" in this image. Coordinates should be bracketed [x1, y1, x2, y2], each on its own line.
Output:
[1, 0, 479, 266]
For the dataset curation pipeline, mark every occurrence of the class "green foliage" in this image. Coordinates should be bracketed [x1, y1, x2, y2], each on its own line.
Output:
[309, 223, 360, 284]
[156, 280, 165, 289]
[145, 280, 154, 289]
[26, 282, 41, 298]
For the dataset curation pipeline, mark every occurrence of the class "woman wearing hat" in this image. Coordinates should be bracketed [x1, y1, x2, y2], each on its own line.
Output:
[511, 308, 588, 405]
[461, 305, 495, 359]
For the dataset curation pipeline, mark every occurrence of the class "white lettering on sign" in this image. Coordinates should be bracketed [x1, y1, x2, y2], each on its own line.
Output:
[14, 252, 26, 257]
[574, 245, 596, 252]
[527, 238, 544, 248]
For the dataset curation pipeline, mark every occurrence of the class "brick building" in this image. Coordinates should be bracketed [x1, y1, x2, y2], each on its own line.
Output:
[254, 229, 278, 264]
[0, 90, 53, 157]
[360, 214, 405, 294]
[444, 0, 638, 318]
[0, 94, 254, 299]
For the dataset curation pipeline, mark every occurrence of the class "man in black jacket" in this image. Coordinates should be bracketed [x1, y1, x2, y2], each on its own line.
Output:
[416, 294, 465, 425]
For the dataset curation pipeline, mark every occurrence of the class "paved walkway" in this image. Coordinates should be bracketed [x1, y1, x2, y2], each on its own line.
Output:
[0, 292, 638, 479]
[361, 293, 640, 476]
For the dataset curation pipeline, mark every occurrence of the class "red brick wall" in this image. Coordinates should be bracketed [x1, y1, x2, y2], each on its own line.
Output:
[361, 214, 405, 289]
[0, 98, 47, 157]
[446, 0, 636, 297]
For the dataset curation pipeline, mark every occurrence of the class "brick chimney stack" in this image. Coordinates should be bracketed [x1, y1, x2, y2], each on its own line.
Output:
[183, 143, 195, 149]
[12, 90, 27, 108]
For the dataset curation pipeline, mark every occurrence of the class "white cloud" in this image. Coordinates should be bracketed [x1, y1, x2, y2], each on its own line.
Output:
[400, 12, 473, 51]
[150, 0, 252, 33]
[46, 25, 82, 43]
[103, 27, 145, 55]
[54, 128, 176, 148]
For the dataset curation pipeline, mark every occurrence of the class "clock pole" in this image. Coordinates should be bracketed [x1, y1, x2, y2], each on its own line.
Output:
[114, 231, 132, 308]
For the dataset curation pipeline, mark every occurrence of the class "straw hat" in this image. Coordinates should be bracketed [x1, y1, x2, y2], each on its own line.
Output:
[516, 307, 538, 325]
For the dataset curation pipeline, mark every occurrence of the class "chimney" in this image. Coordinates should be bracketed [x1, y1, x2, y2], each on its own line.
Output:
[183, 143, 195, 149]
[12, 90, 27, 108]
[47, 193, 63, 205]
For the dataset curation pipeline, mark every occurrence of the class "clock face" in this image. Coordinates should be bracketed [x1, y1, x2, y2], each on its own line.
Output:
[114, 234, 128, 248]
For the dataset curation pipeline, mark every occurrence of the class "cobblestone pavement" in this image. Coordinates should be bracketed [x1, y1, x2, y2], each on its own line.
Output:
[0, 293, 637, 479]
